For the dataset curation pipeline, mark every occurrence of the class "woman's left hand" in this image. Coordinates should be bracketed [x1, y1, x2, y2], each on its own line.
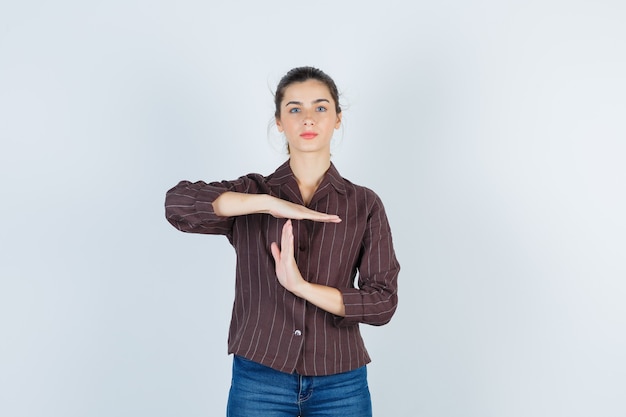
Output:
[271, 219, 346, 317]
[270, 219, 306, 294]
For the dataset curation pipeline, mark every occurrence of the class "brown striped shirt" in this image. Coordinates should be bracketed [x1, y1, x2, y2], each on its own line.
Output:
[164, 161, 400, 376]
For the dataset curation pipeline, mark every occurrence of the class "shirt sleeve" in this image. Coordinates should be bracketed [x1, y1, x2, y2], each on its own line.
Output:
[164, 177, 253, 238]
[335, 195, 400, 327]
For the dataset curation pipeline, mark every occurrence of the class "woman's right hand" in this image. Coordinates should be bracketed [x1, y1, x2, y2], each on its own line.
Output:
[213, 192, 341, 223]
[266, 196, 341, 223]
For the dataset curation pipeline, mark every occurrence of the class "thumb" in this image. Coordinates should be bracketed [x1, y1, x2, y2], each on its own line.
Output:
[270, 242, 281, 263]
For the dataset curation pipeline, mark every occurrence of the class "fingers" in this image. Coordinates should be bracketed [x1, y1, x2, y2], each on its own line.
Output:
[269, 198, 341, 223]
[281, 219, 294, 259]
[271, 220, 294, 263]
[298, 208, 341, 223]
[310, 212, 342, 223]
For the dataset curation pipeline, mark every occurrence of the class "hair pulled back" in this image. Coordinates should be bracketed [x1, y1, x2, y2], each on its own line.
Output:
[274, 66, 342, 119]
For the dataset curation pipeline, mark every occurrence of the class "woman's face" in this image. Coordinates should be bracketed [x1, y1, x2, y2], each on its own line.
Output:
[276, 79, 342, 156]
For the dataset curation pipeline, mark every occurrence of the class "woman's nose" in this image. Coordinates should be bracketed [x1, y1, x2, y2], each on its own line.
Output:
[303, 111, 315, 125]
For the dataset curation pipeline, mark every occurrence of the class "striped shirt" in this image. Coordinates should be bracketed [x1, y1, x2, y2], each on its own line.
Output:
[165, 161, 400, 376]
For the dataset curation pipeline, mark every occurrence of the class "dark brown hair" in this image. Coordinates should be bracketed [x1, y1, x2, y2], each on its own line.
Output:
[274, 66, 342, 119]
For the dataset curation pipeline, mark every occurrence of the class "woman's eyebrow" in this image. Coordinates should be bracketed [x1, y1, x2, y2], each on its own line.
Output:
[284, 98, 331, 107]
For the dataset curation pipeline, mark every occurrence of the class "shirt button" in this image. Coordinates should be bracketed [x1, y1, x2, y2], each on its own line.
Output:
[294, 330, 302, 336]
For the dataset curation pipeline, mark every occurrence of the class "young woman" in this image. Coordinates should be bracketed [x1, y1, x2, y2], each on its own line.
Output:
[165, 66, 400, 417]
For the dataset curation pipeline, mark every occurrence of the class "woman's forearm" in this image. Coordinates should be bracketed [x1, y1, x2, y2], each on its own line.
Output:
[292, 282, 346, 317]
[213, 192, 341, 223]
[212, 192, 272, 217]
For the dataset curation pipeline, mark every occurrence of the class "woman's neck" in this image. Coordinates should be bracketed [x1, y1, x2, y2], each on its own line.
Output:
[289, 153, 331, 204]
[289, 153, 330, 185]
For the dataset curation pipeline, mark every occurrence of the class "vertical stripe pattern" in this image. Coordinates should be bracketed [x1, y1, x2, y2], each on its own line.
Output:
[165, 161, 400, 376]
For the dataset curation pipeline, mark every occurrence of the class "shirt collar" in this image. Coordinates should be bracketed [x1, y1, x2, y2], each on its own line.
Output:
[268, 160, 347, 195]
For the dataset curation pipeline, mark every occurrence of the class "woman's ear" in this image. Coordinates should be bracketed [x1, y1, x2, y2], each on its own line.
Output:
[335, 112, 342, 129]
[276, 117, 284, 132]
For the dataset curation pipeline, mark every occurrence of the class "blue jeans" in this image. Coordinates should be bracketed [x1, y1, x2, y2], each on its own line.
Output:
[226, 355, 372, 417]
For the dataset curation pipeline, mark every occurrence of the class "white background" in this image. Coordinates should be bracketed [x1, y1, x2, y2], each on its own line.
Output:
[1, 1, 625, 416]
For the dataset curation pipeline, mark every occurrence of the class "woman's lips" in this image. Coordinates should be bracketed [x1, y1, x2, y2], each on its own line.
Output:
[300, 132, 318, 139]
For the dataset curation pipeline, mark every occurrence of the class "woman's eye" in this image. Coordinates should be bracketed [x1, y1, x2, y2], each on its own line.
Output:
[316, 106, 327, 112]
[289, 108, 301, 113]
